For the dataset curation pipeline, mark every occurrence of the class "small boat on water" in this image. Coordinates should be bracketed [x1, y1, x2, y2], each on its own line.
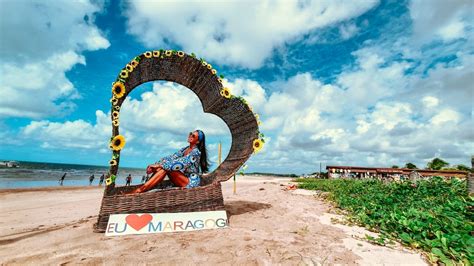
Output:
[0, 161, 20, 168]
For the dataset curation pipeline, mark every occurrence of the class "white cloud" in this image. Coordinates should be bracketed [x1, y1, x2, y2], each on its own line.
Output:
[421, 96, 439, 108]
[245, 47, 472, 172]
[0, 0, 110, 119]
[409, 0, 471, 42]
[21, 110, 112, 149]
[430, 109, 461, 125]
[120, 82, 229, 135]
[123, 0, 378, 68]
[0, 0, 110, 63]
[339, 23, 359, 40]
[0, 51, 84, 118]
[19, 81, 234, 152]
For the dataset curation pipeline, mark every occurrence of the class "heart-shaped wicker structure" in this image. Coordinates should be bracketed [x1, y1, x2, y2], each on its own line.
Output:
[94, 51, 259, 232]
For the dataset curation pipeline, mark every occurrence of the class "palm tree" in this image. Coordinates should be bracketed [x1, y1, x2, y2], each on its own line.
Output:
[426, 158, 449, 170]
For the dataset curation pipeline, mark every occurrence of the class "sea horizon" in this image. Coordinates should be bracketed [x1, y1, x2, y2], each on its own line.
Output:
[0, 160, 146, 189]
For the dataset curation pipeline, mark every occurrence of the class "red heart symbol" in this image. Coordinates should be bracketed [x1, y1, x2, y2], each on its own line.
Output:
[125, 214, 153, 231]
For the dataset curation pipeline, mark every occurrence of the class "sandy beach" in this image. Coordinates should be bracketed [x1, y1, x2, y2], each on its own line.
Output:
[0, 175, 427, 265]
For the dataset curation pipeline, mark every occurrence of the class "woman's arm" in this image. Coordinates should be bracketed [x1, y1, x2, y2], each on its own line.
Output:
[161, 148, 201, 172]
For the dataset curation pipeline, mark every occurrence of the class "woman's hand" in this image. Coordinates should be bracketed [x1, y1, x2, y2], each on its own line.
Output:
[146, 164, 162, 174]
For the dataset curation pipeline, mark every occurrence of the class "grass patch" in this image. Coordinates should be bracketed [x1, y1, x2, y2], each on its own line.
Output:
[295, 177, 473, 265]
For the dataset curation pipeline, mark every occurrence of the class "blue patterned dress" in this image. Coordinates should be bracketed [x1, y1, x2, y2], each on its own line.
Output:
[157, 146, 201, 188]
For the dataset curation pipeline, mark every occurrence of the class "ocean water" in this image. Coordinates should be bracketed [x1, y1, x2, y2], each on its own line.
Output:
[0, 161, 147, 189]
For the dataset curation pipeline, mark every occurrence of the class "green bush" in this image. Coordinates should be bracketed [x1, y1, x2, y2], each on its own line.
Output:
[295, 177, 473, 265]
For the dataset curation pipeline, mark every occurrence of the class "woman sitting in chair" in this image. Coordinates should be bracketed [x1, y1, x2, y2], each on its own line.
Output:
[128, 129, 209, 194]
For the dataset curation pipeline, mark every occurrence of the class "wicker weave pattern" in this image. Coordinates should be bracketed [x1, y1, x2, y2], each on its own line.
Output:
[94, 52, 258, 233]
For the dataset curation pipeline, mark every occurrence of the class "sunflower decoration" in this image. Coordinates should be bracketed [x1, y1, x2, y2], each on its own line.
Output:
[217, 78, 223, 83]
[177, 51, 185, 57]
[207, 63, 212, 70]
[105, 174, 117, 186]
[144, 51, 152, 58]
[165, 50, 173, 57]
[253, 138, 264, 153]
[119, 69, 129, 79]
[211, 69, 217, 75]
[130, 59, 139, 68]
[126, 64, 134, 72]
[114, 105, 120, 111]
[112, 111, 120, 120]
[110, 97, 118, 105]
[109, 135, 126, 151]
[109, 159, 117, 166]
[112, 82, 126, 99]
[152, 50, 160, 57]
[202, 61, 208, 67]
[220, 87, 231, 99]
[112, 119, 119, 127]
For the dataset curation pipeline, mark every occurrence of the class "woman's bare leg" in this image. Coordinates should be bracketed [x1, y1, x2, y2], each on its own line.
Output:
[129, 168, 167, 194]
[168, 171, 189, 188]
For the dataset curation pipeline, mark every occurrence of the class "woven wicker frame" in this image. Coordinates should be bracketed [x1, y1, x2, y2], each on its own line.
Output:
[94, 52, 259, 232]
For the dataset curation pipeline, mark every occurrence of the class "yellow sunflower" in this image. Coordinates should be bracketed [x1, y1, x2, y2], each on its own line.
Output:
[177, 51, 185, 57]
[257, 120, 262, 125]
[253, 139, 263, 153]
[110, 135, 126, 151]
[112, 111, 120, 120]
[112, 82, 126, 99]
[202, 61, 208, 67]
[207, 64, 212, 70]
[126, 64, 134, 72]
[217, 78, 223, 83]
[144, 51, 152, 58]
[165, 50, 172, 56]
[112, 119, 119, 127]
[114, 105, 120, 111]
[109, 159, 117, 166]
[131, 60, 139, 68]
[152, 50, 160, 57]
[111, 98, 118, 106]
[120, 70, 129, 79]
[221, 87, 231, 98]
[105, 177, 113, 186]
[211, 69, 217, 75]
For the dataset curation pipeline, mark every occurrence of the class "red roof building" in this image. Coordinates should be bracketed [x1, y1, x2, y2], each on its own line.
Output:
[326, 165, 468, 180]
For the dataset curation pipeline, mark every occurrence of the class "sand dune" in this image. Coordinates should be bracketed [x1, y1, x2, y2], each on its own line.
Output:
[0, 176, 426, 265]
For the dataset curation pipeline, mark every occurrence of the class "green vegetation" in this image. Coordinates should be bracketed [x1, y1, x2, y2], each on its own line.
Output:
[295, 177, 473, 265]
[427, 158, 450, 170]
[405, 162, 417, 169]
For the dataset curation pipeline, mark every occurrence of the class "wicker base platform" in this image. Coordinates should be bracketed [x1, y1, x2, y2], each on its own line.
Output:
[93, 182, 225, 233]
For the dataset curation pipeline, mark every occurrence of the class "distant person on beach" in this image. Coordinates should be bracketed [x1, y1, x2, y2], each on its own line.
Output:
[99, 173, 105, 186]
[124, 130, 209, 194]
[145, 173, 150, 182]
[59, 173, 66, 186]
[141, 175, 146, 183]
[126, 174, 132, 186]
[89, 174, 95, 185]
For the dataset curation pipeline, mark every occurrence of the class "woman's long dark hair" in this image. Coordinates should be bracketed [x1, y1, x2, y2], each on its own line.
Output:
[196, 129, 210, 173]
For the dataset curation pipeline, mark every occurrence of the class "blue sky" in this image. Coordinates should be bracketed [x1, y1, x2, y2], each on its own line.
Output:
[0, 0, 472, 174]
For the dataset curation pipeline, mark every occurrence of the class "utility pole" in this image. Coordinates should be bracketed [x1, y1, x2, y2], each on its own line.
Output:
[469, 156, 473, 195]
[319, 162, 322, 178]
